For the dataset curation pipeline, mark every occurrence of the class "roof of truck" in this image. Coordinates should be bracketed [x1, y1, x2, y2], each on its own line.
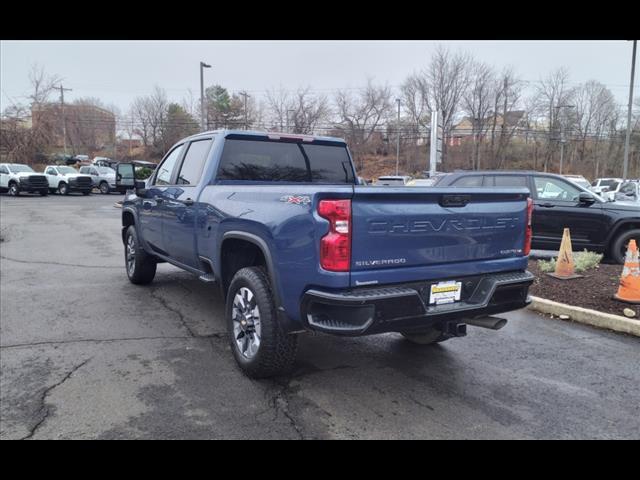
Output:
[187, 129, 347, 144]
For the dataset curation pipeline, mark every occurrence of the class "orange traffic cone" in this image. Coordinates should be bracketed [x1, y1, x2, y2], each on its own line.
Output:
[614, 239, 640, 304]
[547, 228, 583, 280]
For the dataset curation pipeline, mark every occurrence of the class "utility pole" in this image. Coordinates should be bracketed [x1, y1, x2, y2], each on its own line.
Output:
[555, 104, 574, 174]
[395, 98, 401, 176]
[239, 91, 250, 130]
[55, 84, 72, 154]
[200, 62, 211, 132]
[623, 40, 637, 180]
[287, 109, 296, 133]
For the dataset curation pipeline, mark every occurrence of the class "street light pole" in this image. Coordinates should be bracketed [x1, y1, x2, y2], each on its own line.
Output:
[200, 62, 211, 132]
[623, 40, 637, 180]
[395, 98, 401, 176]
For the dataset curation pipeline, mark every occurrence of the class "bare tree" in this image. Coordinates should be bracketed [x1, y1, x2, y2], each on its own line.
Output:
[489, 67, 525, 168]
[265, 87, 290, 131]
[462, 61, 496, 169]
[27, 64, 62, 107]
[533, 67, 576, 172]
[289, 87, 330, 134]
[334, 80, 393, 167]
[131, 86, 168, 158]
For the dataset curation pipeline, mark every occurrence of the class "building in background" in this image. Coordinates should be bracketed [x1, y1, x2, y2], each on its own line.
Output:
[31, 103, 116, 154]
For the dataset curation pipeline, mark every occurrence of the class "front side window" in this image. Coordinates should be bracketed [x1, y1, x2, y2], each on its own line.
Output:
[217, 139, 355, 184]
[0, 166, 9, 174]
[154, 145, 184, 186]
[177, 139, 212, 185]
[534, 176, 581, 202]
[46, 167, 57, 175]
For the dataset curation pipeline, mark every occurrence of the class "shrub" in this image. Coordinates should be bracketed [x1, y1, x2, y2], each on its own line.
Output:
[537, 250, 603, 273]
[135, 167, 153, 180]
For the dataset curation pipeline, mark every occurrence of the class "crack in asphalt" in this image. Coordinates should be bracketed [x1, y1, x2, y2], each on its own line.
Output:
[0, 334, 225, 350]
[20, 358, 92, 440]
[149, 287, 219, 340]
[266, 378, 305, 440]
[0, 255, 121, 269]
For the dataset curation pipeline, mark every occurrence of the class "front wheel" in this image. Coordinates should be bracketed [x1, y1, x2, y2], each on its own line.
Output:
[99, 182, 110, 194]
[226, 267, 298, 378]
[58, 182, 69, 195]
[611, 229, 640, 264]
[8, 183, 19, 196]
[124, 225, 157, 285]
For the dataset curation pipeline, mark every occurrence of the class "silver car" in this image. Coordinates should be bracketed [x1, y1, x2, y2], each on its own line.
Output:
[79, 165, 117, 194]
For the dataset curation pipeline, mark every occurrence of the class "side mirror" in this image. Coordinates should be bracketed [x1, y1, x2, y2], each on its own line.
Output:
[579, 192, 596, 205]
[115, 162, 136, 190]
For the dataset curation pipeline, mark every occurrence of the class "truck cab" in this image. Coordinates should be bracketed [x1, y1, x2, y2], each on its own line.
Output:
[44, 165, 93, 195]
[0, 163, 49, 196]
[116, 130, 534, 378]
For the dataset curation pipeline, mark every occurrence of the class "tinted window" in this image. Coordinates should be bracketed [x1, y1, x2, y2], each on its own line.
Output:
[154, 145, 184, 186]
[177, 139, 212, 185]
[217, 139, 354, 183]
[0, 166, 8, 174]
[451, 175, 483, 187]
[491, 175, 528, 188]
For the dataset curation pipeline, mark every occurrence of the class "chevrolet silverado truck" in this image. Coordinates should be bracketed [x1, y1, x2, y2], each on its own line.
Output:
[44, 165, 93, 195]
[115, 130, 534, 378]
[0, 163, 49, 196]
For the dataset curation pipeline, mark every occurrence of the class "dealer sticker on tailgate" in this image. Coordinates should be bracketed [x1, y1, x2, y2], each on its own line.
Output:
[429, 281, 462, 305]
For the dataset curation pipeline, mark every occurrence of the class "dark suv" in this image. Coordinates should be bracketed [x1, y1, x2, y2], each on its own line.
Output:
[434, 170, 640, 264]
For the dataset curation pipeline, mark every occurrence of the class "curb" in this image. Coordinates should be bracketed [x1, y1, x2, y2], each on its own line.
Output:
[527, 296, 640, 337]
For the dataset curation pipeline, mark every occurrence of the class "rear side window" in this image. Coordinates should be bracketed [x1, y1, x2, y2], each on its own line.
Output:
[489, 175, 528, 188]
[451, 175, 483, 187]
[216, 139, 355, 184]
[177, 139, 212, 185]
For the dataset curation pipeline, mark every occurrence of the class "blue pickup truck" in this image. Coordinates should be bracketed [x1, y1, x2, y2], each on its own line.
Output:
[115, 130, 534, 378]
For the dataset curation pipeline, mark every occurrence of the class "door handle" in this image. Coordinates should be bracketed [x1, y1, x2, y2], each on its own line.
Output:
[184, 198, 194, 206]
[539, 202, 555, 208]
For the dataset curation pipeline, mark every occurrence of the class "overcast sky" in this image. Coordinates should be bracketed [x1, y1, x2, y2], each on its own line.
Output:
[1, 40, 637, 114]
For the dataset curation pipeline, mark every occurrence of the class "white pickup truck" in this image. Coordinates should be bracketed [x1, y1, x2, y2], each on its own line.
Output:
[43, 165, 93, 195]
[0, 163, 50, 196]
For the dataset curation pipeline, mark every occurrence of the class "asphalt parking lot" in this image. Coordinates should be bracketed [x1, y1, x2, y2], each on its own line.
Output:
[1, 193, 639, 439]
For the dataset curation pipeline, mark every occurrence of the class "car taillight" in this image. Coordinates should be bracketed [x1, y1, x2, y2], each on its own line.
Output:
[318, 199, 351, 272]
[523, 197, 533, 256]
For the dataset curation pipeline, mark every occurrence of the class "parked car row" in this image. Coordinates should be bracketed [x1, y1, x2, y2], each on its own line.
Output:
[0, 162, 126, 196]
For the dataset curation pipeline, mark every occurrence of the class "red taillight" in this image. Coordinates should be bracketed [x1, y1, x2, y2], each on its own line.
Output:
[318, 199, 351, 272]
[524, 197, 534, 256]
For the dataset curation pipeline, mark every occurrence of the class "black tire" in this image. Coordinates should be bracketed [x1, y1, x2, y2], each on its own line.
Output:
[400, 327, 449, 345]
[124, 225, 157, 285]
[226, 266, 298, 378]
[99, 181, 110, 194]
[8, 182, 19, 196]
[58, 182, 69, 195]
[39, 190, 48, 196]
[611, 229, 640, 265]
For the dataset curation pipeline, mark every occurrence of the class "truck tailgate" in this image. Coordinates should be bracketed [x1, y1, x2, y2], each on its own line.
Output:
[350, 186, 530, 286]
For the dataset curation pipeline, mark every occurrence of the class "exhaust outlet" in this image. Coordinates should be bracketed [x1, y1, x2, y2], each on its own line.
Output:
[464, 316, 508, 330]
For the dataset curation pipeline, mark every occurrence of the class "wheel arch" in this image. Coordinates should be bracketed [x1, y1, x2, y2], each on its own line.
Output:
[220, 231, 281, 308]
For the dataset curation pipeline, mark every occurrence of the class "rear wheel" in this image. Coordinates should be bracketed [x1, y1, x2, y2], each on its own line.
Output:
[400, 327, 448, 345]
[124, 225, 157, 285]
[611, 229, 640, 264]
[99, 181, 110, 194]
[8, 182, 19, 196]
[226, 266, 298, 378]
